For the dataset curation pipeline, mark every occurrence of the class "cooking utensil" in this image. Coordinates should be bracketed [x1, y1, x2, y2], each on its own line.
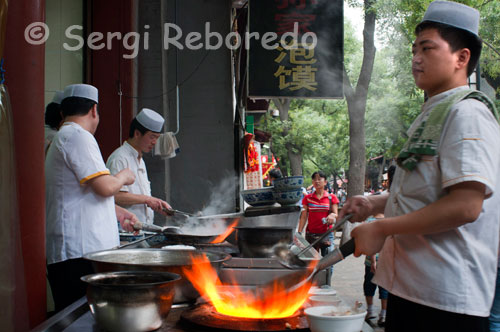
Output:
[163, 208, 195, 218]
[162, 232, 222, 244]
[83, 249, 231, 303]
[234, 226, 294, 258]
[249, 238, 355, 303]
[132, 220, 181, 234]
[117, 233, 157, 249]
[81, 271, 180, 332]
[165, 213, 242, 244]
[274, 214, 353, 269]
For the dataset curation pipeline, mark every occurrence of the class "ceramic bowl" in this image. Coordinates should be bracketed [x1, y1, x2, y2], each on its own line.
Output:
[272, 188, 303, 206]
[241, 187, 276, 206]
[305, 306, 366, 332]
[308, 286, 337, 296]
[272, 176, 304, 191]
[308, 295, 342, 307]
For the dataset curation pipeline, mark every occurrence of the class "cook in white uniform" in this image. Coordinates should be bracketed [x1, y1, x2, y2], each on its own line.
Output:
[106, 108, 172, 224]
[44, 90, 63, 155]
[46, 84, 138, 312]
[338, 2, 500, 331]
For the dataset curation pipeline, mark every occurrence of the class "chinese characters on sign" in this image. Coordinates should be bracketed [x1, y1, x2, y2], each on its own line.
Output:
[248, 0, 343, 99]
[274, 42, 318, 91]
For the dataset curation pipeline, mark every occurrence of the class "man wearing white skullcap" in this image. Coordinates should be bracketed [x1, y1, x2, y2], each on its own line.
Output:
[107, 108, 173, 224]
[45, 83, 139, 312]
[44, 90, 64, 155]
[338, 1, 500, 331]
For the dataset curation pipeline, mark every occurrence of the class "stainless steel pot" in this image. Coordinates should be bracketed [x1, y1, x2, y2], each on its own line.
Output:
[81, 271, 180, 332]
[83, 249, 231, 303]
[234, 226, 294, 258]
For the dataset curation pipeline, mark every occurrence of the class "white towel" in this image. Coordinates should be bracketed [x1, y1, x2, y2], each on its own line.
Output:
[154, 132, 180, 159]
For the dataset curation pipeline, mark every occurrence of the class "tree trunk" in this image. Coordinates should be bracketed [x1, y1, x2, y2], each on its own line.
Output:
[377, 154, 386, 185]
[341, 0, 377, 243]
[273, 99, 303, 176]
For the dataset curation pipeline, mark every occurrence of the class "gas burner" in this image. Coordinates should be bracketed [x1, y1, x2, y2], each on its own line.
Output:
[180, 303, 308, 331]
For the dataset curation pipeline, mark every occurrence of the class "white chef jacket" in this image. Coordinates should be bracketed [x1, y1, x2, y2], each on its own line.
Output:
[44, 125, 57, 153]
[106, 141, 154, 224]
[45, 122, 119, 265]
[374, 86, 500, 317]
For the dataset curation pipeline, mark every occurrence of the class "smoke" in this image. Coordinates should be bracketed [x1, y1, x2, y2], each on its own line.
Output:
[177, 174, 239, 236]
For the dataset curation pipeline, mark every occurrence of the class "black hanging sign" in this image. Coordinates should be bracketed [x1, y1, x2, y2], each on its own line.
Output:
[248, 0, 344, 99]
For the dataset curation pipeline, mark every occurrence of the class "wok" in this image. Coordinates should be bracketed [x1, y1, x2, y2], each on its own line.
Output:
[166, 212, 243, 244]
[234, 226, 294, 258]
[248, 239, 355, 305]
[83, 248, 231, 303]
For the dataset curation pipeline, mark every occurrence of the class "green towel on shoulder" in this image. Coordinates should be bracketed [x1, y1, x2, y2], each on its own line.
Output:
[397, 90, 498, 171]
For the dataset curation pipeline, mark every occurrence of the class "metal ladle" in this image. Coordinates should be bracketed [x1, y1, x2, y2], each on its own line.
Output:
[274, 213, 353, 269]
[247, 237, 356, 306]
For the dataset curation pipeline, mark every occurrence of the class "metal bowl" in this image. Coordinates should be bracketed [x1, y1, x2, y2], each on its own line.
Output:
[81, 271, 181, 332]
[234, 226, 294, 258]
[83, 249, 231, 303]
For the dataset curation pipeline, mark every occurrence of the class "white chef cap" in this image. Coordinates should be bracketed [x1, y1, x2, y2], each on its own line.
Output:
[51, 90, 64, 104]
[136, 108, 164, 133]
[63, 84, 98, 103]
[421, 1, 480, 37]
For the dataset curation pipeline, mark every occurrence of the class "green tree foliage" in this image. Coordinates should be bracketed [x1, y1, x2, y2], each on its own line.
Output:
[259, 99, 349, 185]
[376, 0, 500, 94]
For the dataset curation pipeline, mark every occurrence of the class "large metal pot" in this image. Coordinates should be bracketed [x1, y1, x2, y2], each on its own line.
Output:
[83, 249, 231, 303]
[225, 210, 300, 245]
[81, 271, 180, 332]
[234, 226, 294, 258]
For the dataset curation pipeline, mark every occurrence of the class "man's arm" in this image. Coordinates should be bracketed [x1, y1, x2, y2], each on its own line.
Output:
[351, 181, 486, 257]
[297, 207, 308, 234]
[115, 192, 172, 215]
[115, 205, 139, 233]
[87, 168, 135, 197]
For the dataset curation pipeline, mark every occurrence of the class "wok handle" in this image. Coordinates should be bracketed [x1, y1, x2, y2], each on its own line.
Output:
[297, 213, 353, 256]
[317, 238, 355, 271]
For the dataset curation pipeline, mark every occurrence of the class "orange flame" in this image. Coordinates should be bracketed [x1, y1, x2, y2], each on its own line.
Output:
[182, 253, 315, 319]
[210, 218, 239, 244]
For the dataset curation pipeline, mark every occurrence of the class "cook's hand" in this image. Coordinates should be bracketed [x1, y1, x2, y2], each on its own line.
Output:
[351, 221, 386, 257]
[115, 205, 140, 234]
[115, 168, 135, 186]
[145, 197, 172, 215]
[338, 195, 374, 222]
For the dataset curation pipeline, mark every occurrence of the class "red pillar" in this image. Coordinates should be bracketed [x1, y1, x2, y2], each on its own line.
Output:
[4, 0, 47, 328]
[91, 0, 134, 160]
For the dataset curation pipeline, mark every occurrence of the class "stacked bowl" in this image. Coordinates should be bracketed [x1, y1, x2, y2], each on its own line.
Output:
[272, 176, 304, 206]
[240, 187, 276, 207]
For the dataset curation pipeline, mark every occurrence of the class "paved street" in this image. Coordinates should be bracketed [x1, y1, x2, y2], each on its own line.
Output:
[330, 245, 385, 332]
